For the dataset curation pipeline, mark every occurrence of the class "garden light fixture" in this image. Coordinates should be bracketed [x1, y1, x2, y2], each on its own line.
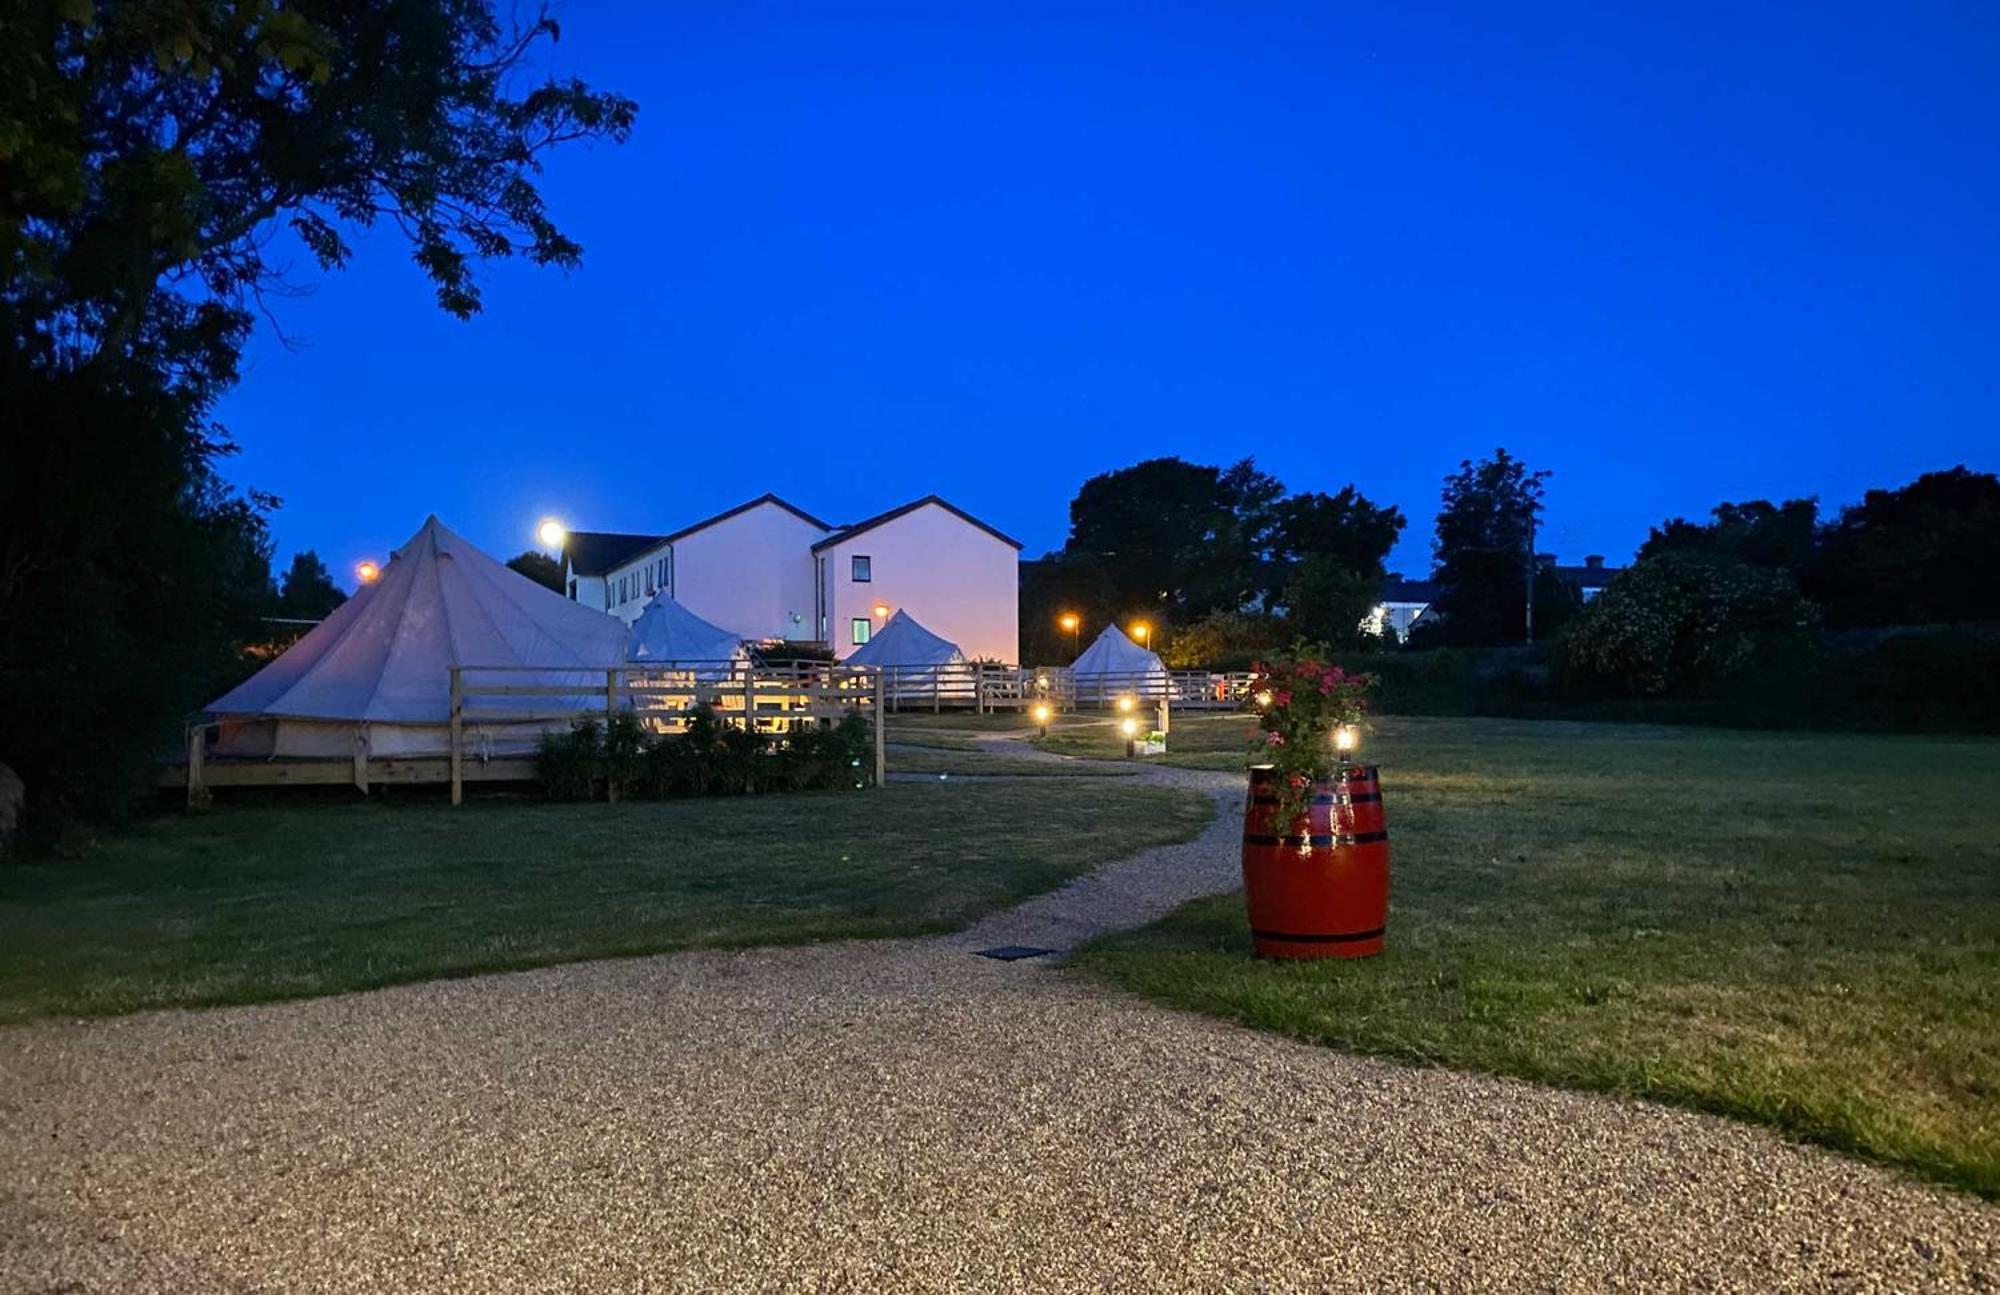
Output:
[1254, 689, 1274, 709]
[872, 602, 889, 619]
[1033, 703, 1052, 737]
[1117, 695, 1135, 713]
[537, 518, 566, 549]
[1132, 622, 1150, 644]
[1335, 724, 1360, 756]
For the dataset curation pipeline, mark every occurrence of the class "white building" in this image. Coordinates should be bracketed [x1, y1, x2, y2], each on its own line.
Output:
[561, 493, 1022, 663]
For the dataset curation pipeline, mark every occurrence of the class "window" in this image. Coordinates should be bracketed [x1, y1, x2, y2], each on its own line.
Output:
[568, 579, 577, 601]
[851, 555, 872, 582]
[851, 617, 872, 645]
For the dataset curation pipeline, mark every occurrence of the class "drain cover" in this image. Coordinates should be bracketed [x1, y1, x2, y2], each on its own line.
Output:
[976, 945, 1055, 961]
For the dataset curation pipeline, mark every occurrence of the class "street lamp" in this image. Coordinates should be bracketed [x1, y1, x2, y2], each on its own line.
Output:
[1131, 622, 1150, 646]
[1058, 612, 1080, 657]
[872, 602, 890, 619]
[537, 518, 567, 550]
[355, 560, 381, 585]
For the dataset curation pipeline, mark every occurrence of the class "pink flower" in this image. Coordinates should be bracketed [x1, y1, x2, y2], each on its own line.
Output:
[1274, 689, 1292, 706]
[1288, 773, 1309, 789]
[1266, 731, 1286, 746]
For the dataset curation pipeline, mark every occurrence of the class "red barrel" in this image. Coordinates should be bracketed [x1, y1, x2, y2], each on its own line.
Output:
[1241, 764, 1389, 959]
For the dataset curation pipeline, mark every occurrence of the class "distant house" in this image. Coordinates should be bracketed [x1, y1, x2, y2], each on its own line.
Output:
[561, 493, 1021, 662]
[1365, 555, 1623, 642]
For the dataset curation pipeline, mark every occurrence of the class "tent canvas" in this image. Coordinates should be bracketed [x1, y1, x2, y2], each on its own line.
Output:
[207, 515, 627, 758]
[846, 609, 965, 669]
[625, 592, 748, 679]
[1069, 623, 1169, 699]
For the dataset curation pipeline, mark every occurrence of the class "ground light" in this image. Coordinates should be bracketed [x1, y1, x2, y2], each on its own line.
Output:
[355, 560, 380, 584]
[1033, 703, 1052, 738]
[537, 518, 566, 549]
[1117, 695, 1136, 713]
[1121, 715, 1139, 757]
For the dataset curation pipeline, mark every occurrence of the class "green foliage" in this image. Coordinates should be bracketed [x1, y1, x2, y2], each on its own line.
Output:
[1642, 497, 1820, 572]
[537, 707, 875, 802]
[505, 550, 564, 592]
[1, 1, 632, 833]
[1560, 554, 1820, 697]
[1026, 456, 1401, 661]
[0, 352, 275, 836]
[1430, 448, 1549, 646]
[1157, 610, 1288, 670]
[1282, 554, 1388, 649]
[1810, 467, 2000, 628]
[274, 549, 344, 620]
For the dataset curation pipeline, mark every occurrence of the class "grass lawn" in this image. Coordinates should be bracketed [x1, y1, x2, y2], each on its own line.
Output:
[0, 781, 1212, 1025]
[1073, 716, 2000, 1197]
[885, 746, 1137, 778]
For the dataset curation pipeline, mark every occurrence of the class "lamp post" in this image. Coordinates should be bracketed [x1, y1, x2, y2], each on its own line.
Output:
[1033, 702, 1052, 739]
[1121, 716, 1138, 758]
[1334, 724, 1359, 769]
[537, 518, 567, 551]
[1059, 612, 1080, 657]
[1132, 622, 1149, 648]
[355, 560, 380, 585]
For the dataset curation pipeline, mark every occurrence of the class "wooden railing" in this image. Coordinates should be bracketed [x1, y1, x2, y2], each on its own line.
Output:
[450, 662, 886, 804]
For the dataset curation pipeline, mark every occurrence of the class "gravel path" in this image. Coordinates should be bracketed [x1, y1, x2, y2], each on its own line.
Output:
[4, 734, 1995, 1292]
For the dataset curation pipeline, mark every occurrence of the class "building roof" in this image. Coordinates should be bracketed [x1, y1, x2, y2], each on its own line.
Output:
[563, 531, 667, 577]
[812, 495, 1023, 553]
[1555, 559, 1622, 590]
[664, 493, 831, 544]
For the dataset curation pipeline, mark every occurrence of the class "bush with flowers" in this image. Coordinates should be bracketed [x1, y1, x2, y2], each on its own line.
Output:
[1244, 647, 1376, 834]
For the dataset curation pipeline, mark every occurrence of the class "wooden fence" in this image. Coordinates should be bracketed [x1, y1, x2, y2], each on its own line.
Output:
[450, 662, 887, 804]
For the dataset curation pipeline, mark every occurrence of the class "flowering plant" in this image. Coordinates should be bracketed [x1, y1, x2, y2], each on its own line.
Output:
[1244, 650, 1375, 836]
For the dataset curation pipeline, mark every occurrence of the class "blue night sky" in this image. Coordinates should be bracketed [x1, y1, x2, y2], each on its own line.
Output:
[215, 1, 1998, 588]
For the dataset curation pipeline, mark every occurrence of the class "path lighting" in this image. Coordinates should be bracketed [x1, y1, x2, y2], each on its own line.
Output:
[355, 560, 381, 584]
[1334, 725, 1360, 758]
[1117, 695, 1135, 713]
[1033, 702, 1052, 738]
[537, 518, 567, 549]
[1121, 715, 1139, 757]
[1254, 689, 1274, 709]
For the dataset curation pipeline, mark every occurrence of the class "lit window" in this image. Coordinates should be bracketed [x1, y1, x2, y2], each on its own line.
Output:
[851, 618, 871, 645]
[852, 555, 872, 582]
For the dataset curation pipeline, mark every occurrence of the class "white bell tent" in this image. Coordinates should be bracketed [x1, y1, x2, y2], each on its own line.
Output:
[846, 610, 966, 669]
[847, 609, 971, 701]
[207, 516, 627, 758]
[1068, 623, 1169, 700]
[625, 591, 748, 679]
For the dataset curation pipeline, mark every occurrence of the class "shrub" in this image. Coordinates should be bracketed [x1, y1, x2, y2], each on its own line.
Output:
[1560, 554, 1820, 697]
[1160, 611, 1289, 670]
[536, 718, 603, 801]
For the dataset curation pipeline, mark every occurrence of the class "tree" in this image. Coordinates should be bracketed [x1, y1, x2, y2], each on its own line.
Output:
[1283, 555, 1388, 649]
[275, 550, 345, 620]
[1561, 553, 1820, 697]
[1430, 449, 1550, 646]
[0, 3, 632, 832]
[1266, 486, 1405, 616]
[1063, 456, 1280, 622]
[507, 550, 564, 593]
[1808, 467, 2000, 628]
[1640, 499, 1819, 575]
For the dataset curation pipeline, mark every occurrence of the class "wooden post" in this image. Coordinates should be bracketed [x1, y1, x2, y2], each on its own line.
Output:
[606, 667, 620, 804]
[352, 729, 369, 795]
[186, 724, 207, 809]
[1158, 695, 1171, 737]
[449, 668, 464, 806]
[933, 666, 941, 713]
[873, 670, 886, 788]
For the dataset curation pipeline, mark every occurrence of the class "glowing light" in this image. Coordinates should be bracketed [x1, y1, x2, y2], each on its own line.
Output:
[537, 518, 567, 549]
[1334, 725, 1360, 754]
[355, 560, 381, 584]
[1117, 696, 1135, 713]
[1131, 622, 1150, 643]
[872, 602, 890, 619]
[1033, 704, 1052, 724]
[1254, 690, 1274, 708]
[1120, 717, 1139, 737]
[1058, 613, 1079, 631]
[1036, 674, 1050, 690]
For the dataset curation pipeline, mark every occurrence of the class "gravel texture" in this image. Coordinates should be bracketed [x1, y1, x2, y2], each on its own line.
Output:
[3, 736, 1995, 1292]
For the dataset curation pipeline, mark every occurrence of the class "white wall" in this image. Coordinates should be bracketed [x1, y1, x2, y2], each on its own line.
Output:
[822, 503, 1019, 662]
[674, 504, 828, 640]
[599, 546, 675, 625]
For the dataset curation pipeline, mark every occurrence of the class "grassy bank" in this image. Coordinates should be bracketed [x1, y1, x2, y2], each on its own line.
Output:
[0, 780, 1212, 1024]
[1074, 716, 2000, 1197]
